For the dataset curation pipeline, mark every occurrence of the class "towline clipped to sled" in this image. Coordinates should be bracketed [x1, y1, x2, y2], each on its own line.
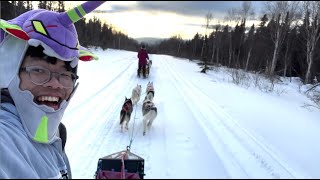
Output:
[95, 146, 145, 179]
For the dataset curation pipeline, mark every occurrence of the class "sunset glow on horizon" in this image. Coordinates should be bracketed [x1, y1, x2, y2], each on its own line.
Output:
[32, 1, 263, 40]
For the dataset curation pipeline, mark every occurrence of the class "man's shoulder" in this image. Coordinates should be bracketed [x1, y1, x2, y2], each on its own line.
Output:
[0, 103, 22, 128]
[0, 104, 26, 140]
[0, 118, 25, 140]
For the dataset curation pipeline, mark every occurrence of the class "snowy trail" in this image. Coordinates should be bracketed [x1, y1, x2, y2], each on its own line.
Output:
[64, 51, 229, 178]
[64, 53, 167, 178]
[63, 49, 313, 179]
[160, 56, 306, 178]
[64, 56, 140, 178]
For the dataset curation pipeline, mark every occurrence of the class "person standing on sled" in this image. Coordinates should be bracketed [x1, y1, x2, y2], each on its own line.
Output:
[137, 44, 149, 78]
[0, 1, 105, 178]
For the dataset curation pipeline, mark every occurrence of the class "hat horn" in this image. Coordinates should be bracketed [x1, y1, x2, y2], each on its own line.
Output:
[59, 1, 105, 26]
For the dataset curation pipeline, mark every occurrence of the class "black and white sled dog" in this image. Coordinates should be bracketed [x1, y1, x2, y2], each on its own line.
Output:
[120, 97, 133, 132]
[148, 59, 152, 69]
[131, 84, 142, 106]
[145, 81, 154, 101]
[142, 96, 157, 136]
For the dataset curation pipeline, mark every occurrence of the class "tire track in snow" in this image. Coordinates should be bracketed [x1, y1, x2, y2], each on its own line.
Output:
[86, 73, 155, 179]
[157, 57, 232, 178]
[76, 72, 138, 178]
[65, 59, 139, 178]
[100, 61, 164, 178]
[133, 60, 170, 178]
[73, 83, 136, 177]
[66, 58, 136, 117]
[161, 57, 306, 178]
[65, 59, 135, 147]
[127, 59, 172, 178]
[67, 57, 156, 178]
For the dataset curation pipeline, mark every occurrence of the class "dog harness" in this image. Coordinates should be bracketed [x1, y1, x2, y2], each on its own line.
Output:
[122, 102, 133, 113]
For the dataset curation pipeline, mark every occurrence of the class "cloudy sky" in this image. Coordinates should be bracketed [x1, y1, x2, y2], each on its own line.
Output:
[68, 1, 265, 40]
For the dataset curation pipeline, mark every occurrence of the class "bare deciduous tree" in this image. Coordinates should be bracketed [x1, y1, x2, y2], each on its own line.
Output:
[201, 12, 212, 59]
[225, 1, 255, 68]
[225, 8, 237, 67]
[300, 1, 320, 84]
[245, 24, 255, 71]
[238, 1, 255, 69]
[210, 23, 221, 64]
[264, 1, 299, 76]
[227, 1, 255, 23]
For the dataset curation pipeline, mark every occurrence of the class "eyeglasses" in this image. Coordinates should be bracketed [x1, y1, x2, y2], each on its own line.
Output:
[19, 66, 78, 88]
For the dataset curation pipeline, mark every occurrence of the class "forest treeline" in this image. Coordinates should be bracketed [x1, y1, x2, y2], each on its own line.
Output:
[1, 1, 320, 84]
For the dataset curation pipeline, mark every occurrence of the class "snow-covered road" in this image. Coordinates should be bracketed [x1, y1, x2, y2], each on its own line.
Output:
[62, 49, 312, 179]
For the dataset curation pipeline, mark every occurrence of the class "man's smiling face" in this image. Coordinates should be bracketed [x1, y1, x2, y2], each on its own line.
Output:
[19, 56, 74, 110]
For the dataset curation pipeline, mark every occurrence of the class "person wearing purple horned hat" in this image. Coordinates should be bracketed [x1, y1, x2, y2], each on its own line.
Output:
[0, 1, 106, 178]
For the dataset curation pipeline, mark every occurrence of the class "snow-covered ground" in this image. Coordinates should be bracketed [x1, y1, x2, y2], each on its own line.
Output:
[62, 48, 320, 179]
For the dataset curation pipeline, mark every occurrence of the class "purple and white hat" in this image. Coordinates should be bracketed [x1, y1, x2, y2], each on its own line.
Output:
[0, 1, 105, 88]
[0, 1, 106, 144]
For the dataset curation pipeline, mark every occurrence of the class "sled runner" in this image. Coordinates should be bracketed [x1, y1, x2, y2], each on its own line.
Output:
[95, 147, 145, 179]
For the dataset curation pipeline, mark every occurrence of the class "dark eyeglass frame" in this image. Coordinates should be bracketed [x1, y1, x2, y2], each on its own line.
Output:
[19, 66, 79, 88]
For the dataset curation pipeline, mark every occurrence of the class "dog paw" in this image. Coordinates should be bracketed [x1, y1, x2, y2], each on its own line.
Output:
[143, 132, 146, 136]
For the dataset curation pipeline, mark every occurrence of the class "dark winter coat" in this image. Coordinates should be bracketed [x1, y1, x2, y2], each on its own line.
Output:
[137, 48, 149, 66]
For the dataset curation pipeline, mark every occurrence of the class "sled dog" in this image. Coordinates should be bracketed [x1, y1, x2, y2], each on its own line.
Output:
[145, 81, 154, 101]
[131, 84, 142, 106]
[142, 97, 157, 136]
[148, 59, 152, 69]
[120, 97, 133, 132]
